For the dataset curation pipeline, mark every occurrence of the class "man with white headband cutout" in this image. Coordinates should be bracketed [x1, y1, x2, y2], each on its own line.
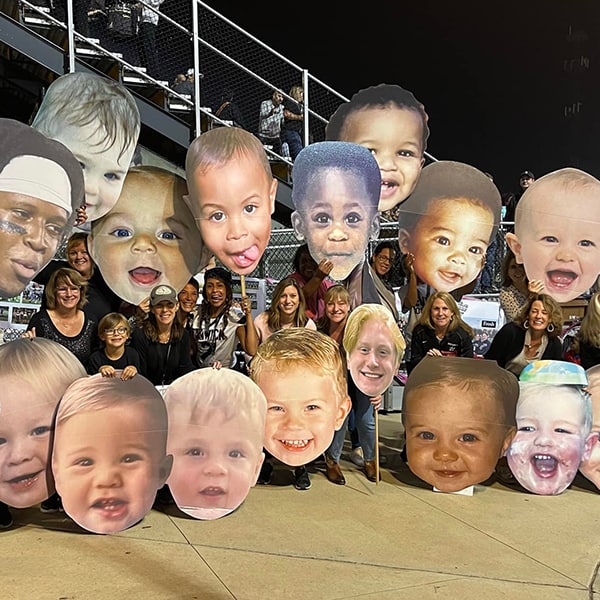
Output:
[0, 119, 84, 299]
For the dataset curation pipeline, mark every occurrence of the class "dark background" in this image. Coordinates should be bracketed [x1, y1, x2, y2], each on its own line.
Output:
[220, 0, 600, 197]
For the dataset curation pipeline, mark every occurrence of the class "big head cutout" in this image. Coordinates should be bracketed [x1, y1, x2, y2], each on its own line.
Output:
[506, 360, 597, 495]
[343, 303, 405, 397]
[250, 328, 351, 467]
[0, 119, 84, 300]
[184, 127, 277, 275]
[52, 373, 172, 534]
[0, 338, 86, 508]
[164, 368, 266, 520]
[31, 72, 140, 223]
[326, 83, 429, 213]
[89, 166, 210, 305]
[398, 161, 501, 293]
[291, 142, 381, 282]
[580, 364, 600, 489]
[402, 356, 518, 493]
[505, 168, 600, 303]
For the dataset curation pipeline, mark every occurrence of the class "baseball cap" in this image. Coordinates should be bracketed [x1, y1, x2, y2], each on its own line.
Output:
[150, 284, 178, 306]
[520, 170, 535, 179]
[204, 266, 232, 288]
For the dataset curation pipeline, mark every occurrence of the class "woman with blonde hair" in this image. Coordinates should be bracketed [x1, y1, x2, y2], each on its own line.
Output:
[281, 84, 304, 160]
[407, 291, 474, 374]
[575, 292, 600, 369]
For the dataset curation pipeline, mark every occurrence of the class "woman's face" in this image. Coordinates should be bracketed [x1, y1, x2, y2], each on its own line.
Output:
[325, 295, 349, 324]
[528, 300, 550, 332]
[372, 248, 395, 277]
[151, 300, 178, 327]
[430, 297, 452, 331]
[54, 278, 81, 312]
[278, 285, 299, 317]
[508, 258, 526, 286]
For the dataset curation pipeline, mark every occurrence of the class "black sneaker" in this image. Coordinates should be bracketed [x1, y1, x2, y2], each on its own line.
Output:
[257, 460, 273, 485]
[293, 466, 311, 491]
[40, 493, 62, 513]
[0, 502, 13, 529]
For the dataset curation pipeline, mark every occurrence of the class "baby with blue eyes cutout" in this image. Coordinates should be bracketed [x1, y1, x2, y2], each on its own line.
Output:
[398, 160, 501, 293]
[52, 373, 172, 534]
[89, 166, 209, 305]
[403, 356, 518, 493]
[290, 141, 381, 282]
[164, 369, 267, 520]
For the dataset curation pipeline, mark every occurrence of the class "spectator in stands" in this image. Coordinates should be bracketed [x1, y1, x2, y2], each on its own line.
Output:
[213, 88, 246, 129]
[138, 0, 164, 79]
[281, 85, 304, 160]
[258, 89, 285, 156]
[369, 240, 399, 322]
[504, 169, 535, 231]
[574, 292, 600, 370]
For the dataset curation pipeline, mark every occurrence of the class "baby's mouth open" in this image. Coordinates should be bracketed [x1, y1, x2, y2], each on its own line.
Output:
[91, 497, 129, 519]
[380, 179, 399, 199]
[230, 245, 260, 270]
[129, 267, 161, 286]
[531, 454, 558, 478]
[7, 470, 43, 490]
[546, 269, 577, 289]
[279, 438, 312, 452]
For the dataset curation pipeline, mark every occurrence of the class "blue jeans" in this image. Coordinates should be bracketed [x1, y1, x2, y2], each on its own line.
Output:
[327, 383, 375, 462]
[281, 129, 303, 160]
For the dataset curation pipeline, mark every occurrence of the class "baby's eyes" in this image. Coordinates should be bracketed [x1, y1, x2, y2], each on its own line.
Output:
[109, 228, 132, 238]
[0, 437, 6, 446]
[75, 457, 93, 467]
[417, 431, 435, 440]
[579, 239, 596, 248]
[229, 449, 245, 459]
[459, 433, 478, 443]
[312, 212, 331, 225]
[397, 149, 416, 158]
[243, 204, 258, 215]
[268, 405, 284, 412]
[541, 235, 559, 243]
[554, 427, 574, 435]
[185, 447, 205, 456]
[434, 236, 450, 246]
[306, 404, 320, 411]
[468, 245, 485, 255]
[157, 230, 181, 241]
[345, 212, 362, 225]
[31, 425, 51, 437]
[104, 172, 120, 182]
[208, 211, 226, 223]
[121, 453, 143, 463]
[518, 425, 535, 432]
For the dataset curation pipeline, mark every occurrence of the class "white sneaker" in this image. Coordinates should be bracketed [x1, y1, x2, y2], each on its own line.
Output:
[350, 447, 365, 467]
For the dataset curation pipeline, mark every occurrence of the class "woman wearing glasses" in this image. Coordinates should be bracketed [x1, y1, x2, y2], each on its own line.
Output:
[369, 241, 399, 321]
[86, 312, 141, 379]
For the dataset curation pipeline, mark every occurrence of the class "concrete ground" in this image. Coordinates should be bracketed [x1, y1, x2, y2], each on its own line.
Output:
[1, 412, 599, 600]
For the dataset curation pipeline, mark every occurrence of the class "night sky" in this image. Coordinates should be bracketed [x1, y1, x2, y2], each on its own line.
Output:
[220, 0, 600, 196]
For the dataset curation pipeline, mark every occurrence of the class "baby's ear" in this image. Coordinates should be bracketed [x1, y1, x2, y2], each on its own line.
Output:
[500, 426, 517, 457]
[291, 211, 306, 241]
[398, 228, 411, 254]
[505, 232, 524, 264]
[158, 454, 173, 487]
[582, 431, 600, 461]
[369, 212, 380, 242]
[268, 177, 278, 215]
[335, 393, 352, 430]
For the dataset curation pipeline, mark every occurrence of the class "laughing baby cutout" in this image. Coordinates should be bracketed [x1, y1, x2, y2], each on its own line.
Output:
[344, 303, 405, 398]
[398, 161, 501, 294]
[0, 338, 86, 509]
[326, 83, 430, 214]
[89, 166, 210, 305]
[184, 127, 277, 276]
[402, 356, 518, 493]
[505, 168, 600, 303]
[579, 365, 600, 490]
[0, 119, 84, 300]
[164, 368, 266, 520]
[52, 373, 172, 534]
[291, 142, 381, 282]
[31, 71, 140, 224]
[250, 328, 351, 467]
[506, 360, 598, 495]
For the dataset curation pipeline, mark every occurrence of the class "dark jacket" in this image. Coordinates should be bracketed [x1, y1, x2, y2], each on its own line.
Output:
[408, 324, 473, 374]
[484, 321, 562, 368]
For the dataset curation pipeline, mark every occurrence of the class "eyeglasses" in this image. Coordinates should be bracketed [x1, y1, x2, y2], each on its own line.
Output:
[56, 286, 81, 294]
[103, 327, 128, 336]
[375, 255, 394, 264]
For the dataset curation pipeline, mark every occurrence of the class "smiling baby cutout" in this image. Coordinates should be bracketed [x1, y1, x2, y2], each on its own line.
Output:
[505, 168, 600, 303]
[326, 83, 430, 214]
[89, 166, 211, 305]
[398, 160, 501, 294]
[291, 142, 381, 282]
[52, 373, 172, 534]
[184, 127, 277, 276]
[579, 365, 600, 490]
[344, 303, 405, 398]
[506, 360, 598, 495]
[164, 368, 266, 520]
[0, 338, 86, 510]
[250, 328, 351, 467]
[402, 356, 518, 494]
